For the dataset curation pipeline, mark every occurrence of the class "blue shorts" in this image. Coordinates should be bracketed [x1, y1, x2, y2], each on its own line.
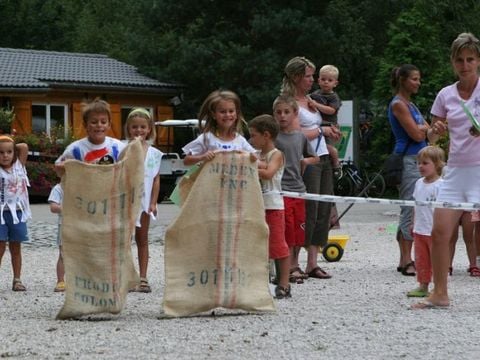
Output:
[0, 211, 29, 242]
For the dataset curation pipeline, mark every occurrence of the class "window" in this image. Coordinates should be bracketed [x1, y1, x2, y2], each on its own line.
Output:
[32, 104, 68, 137]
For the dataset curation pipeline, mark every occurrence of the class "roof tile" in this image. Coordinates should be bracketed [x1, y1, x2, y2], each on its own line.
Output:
[0, 48, 179, 90]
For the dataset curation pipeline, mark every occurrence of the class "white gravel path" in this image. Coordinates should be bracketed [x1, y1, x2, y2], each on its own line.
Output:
[0, 203, 479, 359]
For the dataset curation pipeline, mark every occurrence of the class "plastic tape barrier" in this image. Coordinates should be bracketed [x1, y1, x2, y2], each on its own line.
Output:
[268, 191, 480, 211]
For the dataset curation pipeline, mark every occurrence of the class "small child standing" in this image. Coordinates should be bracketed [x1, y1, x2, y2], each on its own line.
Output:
[0, 136, 30, 291]
[309, 65, 343, 177]
[124, 108, 163, 293]
[272, 95, 317, 284]
[249, 114, 291, 299]
[182, 89, 255, 165]
[56, 98, 126, 167]
[407, 146, 444, 297]
[48, 181, 65, 292]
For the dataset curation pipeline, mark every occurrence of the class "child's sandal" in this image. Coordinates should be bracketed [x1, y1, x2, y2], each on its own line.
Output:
[54, 281, 66, 292]
[274, 285, 291, 299]
[137, 278, 152, 293]
[468, 266, 480, 277]
[12, 279, 26, 292]
[288, 268, 305, 284]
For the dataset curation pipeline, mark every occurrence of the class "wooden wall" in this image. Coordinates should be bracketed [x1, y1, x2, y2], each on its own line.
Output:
[9, 93, 175, 146]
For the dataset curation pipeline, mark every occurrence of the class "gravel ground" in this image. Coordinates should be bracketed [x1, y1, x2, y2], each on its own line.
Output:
[0, 203, 479, 359]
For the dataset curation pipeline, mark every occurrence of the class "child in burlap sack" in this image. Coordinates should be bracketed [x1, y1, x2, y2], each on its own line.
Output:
[183, 89, 256, 164]
[54, 99, 142, 319]
[55, 98, 126, 168]
[163, 90, 273, 317]
[124, 108, 163, 293]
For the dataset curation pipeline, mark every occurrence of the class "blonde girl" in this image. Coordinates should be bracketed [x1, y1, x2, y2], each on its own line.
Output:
[183, 89, 255, 165]
[125, 108, 163, 293]
[0, 136, 30, 291]
[408, 146, 444, 298]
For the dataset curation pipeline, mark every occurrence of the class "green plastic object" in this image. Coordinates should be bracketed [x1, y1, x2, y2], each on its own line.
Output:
[461, 101, 480, 132]
[168, 165, 200, 206]
[385, 223, 398, 235]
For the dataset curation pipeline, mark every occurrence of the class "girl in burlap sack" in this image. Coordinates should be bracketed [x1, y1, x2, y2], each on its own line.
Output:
[0, 136, 30, 291]
[183, 89, 255, 164]
[125, 108, 163, 293]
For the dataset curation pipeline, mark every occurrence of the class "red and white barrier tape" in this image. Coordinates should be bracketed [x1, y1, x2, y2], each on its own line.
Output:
[269, 191, 480, 211]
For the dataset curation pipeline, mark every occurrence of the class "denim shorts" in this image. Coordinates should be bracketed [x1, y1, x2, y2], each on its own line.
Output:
[0, 210, 29, 242]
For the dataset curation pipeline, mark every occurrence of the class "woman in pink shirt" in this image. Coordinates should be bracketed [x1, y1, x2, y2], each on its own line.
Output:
[414, 32, 480, 309]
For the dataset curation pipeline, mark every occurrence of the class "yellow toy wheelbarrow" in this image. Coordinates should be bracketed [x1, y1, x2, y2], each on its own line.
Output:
[321, 235, 350, 262]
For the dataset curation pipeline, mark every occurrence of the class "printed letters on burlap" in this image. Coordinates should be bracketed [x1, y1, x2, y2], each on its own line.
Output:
[163, 152, 276, 317]
[56, 140, 143, 320]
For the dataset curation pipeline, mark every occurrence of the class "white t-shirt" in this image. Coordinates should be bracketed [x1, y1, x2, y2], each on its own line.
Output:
[298, 106, 328, 156]
[0, 160, 31, 224]
[260, 149, 284, 210]
[136, 145, 163, 226]
[56, 137, 126, 164]
[430, 80, 480, 167]
[48, 183, 63, 224]
[413, 177, 442, 235]
[182, 132, 255, 155]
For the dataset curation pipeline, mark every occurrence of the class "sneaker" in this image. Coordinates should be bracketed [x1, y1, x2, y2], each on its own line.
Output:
[333, 166, 343, 179]
[54, 281, 66, 292]
[406, 287, 428, 297]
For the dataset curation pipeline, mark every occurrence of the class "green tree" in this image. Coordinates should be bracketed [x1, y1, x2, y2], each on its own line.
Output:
[0, 0, 75, 50]
[368, 3, 451, 167]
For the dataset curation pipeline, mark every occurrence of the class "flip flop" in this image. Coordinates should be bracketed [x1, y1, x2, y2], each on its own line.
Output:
[401, 261, 416, 276]
[307, 266, 332, 279]
[406, 288, 429, 298]
[410, 299, 449, 310]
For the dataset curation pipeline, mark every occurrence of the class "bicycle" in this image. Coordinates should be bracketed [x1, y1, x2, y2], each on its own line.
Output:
[334, 160, 386, 198]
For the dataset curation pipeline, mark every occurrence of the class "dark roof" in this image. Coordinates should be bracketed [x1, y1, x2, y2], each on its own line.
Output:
[0, 47, 181, 94]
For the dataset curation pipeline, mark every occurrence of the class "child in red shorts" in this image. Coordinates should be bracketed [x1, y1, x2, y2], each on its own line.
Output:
[249, 114, 291, 298]
[272, 95, 317, 284]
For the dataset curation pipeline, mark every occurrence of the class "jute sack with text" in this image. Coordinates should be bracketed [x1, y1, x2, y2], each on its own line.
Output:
[163, 152, 276, 317]
[57, 140, 143, 320]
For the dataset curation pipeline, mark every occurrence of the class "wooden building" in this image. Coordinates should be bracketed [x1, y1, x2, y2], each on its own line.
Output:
[0, 47, 183, 148]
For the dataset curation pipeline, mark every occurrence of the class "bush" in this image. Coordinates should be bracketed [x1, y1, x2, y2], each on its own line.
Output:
[14, 127, 76, 197]
[26, 161, 57, 197]
[0, 107, 15, 134]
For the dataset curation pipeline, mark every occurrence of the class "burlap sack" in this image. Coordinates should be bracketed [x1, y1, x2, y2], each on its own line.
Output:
[56, 140, 143, 320]
[163, 152, 276, 317]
